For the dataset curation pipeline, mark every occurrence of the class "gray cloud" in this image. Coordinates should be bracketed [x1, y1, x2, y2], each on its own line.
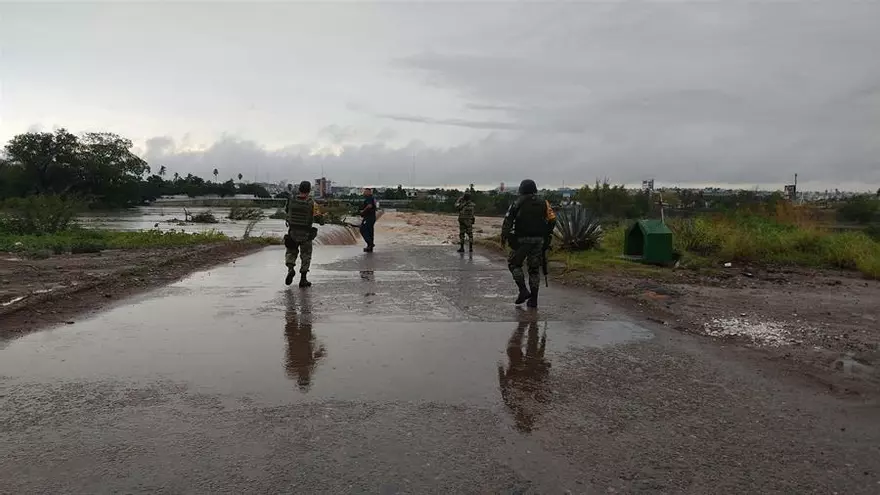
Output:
[386, 2, 880, 188]
[372, 112, 528, 131]
[4, 2, 879, 190]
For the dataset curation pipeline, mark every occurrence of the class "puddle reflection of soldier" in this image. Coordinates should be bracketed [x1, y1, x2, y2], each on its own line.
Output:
[284, 289, 326, 392]
[497, 315, 551, 433]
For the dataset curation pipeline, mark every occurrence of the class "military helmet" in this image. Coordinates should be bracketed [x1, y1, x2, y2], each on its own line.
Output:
[298, 180, 311, 193]
[518, 179, 538, 195]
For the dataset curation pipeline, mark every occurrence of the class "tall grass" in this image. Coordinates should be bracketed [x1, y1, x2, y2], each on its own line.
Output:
[667, 213, 880, 278]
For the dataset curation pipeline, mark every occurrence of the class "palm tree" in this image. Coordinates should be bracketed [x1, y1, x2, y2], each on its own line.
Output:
[213, 168, 219, 182]
[173, 172, 180, 182]
[158, 165, 167, 177]
[238, 173, 243, 181]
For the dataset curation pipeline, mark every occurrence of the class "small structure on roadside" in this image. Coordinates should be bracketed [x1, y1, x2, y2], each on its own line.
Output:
[623, 219, 674, 265]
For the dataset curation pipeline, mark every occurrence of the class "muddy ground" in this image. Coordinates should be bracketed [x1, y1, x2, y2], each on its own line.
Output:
[557, 263, 880, 397]
[0, 242, 266, 334]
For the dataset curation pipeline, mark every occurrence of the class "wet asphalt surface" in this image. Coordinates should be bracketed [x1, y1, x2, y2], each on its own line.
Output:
[1, 245, 879, 494]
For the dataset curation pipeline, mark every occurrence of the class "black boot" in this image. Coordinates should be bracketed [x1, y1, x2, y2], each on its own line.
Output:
[285, 268, 296, 286]
[298, 273, 311, 288]
[514, 281, 530, 305]
[527, 287, 539, 308]
[457, 242, 465, 253]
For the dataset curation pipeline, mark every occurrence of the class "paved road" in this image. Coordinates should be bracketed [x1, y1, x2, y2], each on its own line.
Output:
[2, 245, 879, 494]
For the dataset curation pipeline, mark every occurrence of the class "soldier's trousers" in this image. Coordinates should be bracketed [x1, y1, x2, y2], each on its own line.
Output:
[458, 219, 474, 244]
[507, 237, 543, 292]
[285, 230, 313, 274]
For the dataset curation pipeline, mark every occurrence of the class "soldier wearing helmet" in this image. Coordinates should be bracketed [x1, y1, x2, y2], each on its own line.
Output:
[284, 180, 324, 287]
[455, 192, 477, 253]
[500, 179, 556, 308]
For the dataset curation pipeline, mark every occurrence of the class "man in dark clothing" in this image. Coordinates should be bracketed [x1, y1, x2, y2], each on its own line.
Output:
[360, 188, 377, 252]
[285, 181, 323, 287]
[501, 179, 557, 308]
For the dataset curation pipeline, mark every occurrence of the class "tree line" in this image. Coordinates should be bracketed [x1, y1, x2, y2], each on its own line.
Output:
[0, 129, 271, 208]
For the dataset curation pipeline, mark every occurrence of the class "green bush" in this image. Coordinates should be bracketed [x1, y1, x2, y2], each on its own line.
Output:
[669, 217, 725, 255]
[189, 211, 218, 223]
[228, 206, 265, 221]
[0, 195, 81, 234]
[838, 196, 879, 224]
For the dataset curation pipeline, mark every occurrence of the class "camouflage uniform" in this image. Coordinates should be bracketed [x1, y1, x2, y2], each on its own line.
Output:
[501, 188, 557, 307]
[456, 199, 476, 246]
[285, 195, 320, 275]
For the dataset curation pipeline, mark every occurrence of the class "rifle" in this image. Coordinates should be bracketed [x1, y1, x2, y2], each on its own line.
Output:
[541, 237, 550, 287]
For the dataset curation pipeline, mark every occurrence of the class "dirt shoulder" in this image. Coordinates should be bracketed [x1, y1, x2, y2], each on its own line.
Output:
[1, 241, 267, 335]
[554, 263, 880, 397]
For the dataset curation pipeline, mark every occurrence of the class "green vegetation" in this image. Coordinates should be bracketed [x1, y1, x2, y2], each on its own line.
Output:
[554, 205, 603, 250]
[187, 210, 219, 223]
[227, 206, 265, 221]
[838, 195, 880, 224]
[0, 128, 271, 208]
[555, 212, 880, 279]
[0, 195, 81, 234]
[482, 203, 880, 280]
[0, 229, 230, 254]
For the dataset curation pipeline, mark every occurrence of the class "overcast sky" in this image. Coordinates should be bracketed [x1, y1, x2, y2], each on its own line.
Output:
[2, 1, 878, 191]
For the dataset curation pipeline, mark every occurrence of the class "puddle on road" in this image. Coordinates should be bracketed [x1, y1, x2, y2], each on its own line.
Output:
[0, 288, 651, 410]
[0, 245, 653, 432]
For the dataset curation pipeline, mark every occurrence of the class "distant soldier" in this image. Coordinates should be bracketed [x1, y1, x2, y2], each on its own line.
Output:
[455, 192, 476, 253]
[285, 181, 323, 287]
[501, 179, 556, 308]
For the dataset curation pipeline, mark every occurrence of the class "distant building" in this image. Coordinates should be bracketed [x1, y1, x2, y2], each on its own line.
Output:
[314, 177, 332, 198]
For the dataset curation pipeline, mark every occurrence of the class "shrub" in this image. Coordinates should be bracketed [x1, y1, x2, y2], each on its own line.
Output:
[553, 205, 604, 251]
[228, 206, 265, 221]
[0, 195, 81, 234]
[189, 211, 218, 223]
[838, 196, 879, 224]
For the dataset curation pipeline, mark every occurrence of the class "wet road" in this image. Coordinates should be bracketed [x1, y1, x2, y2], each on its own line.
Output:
[2, 245, 879, 493]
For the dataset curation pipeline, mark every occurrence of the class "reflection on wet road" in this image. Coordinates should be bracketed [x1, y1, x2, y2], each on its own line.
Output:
[283, 290, 325, 392]
[499, 311, 552, 433]
[2, 245, 879, 493]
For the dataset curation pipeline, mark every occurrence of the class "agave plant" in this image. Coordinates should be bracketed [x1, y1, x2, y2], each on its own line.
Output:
[554, 204, 603, 251]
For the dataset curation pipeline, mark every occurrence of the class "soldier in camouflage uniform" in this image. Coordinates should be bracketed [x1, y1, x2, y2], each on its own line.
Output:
[455, 193, 476, 253]
[285, 181, 323, 288]
[501, 179, 557, 308]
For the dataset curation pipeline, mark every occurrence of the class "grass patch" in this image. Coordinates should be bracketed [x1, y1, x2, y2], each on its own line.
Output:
[0, 228, 230, 254]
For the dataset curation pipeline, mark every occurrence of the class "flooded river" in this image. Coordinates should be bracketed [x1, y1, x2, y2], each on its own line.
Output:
[78, 206, 361, 245]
